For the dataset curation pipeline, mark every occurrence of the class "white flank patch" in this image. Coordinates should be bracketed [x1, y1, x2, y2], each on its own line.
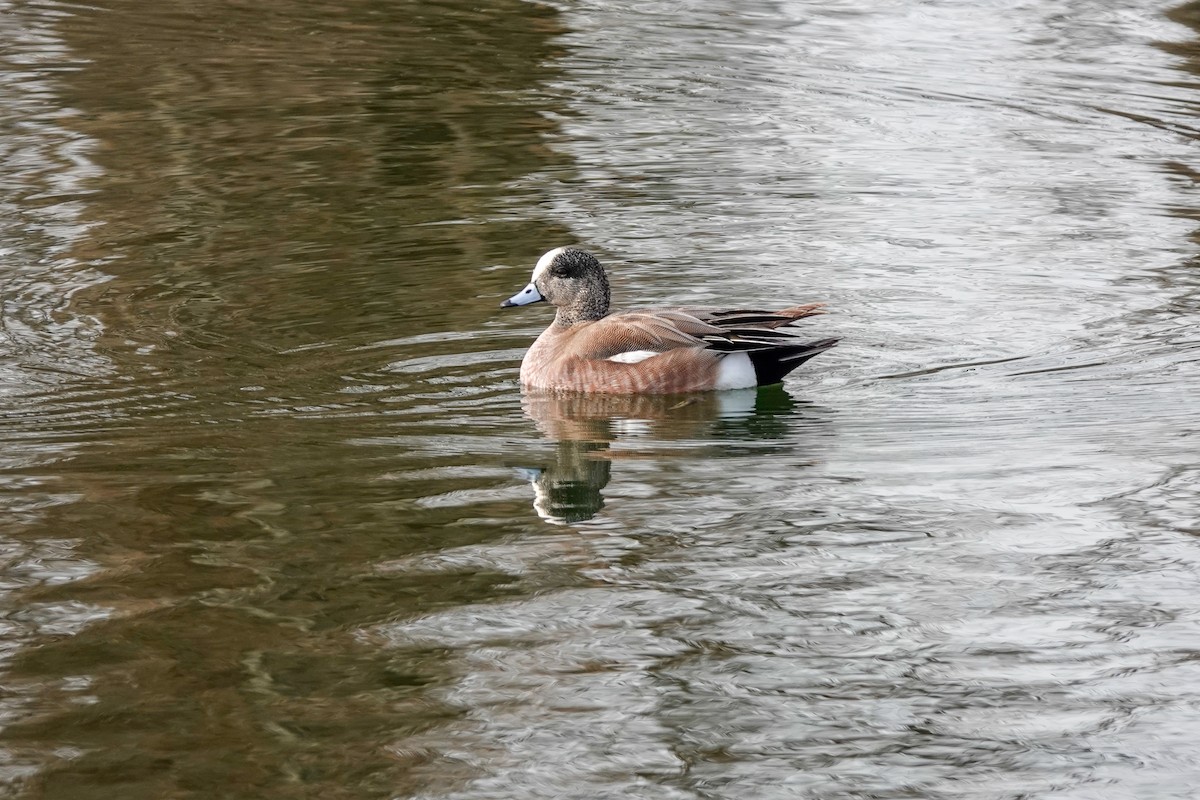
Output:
[532, 246, 567, 282]
[714, 352, 757, 390]
[607, 350, 659, 364]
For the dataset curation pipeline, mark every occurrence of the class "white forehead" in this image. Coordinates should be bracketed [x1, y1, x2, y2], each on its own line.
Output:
[531, 247, 567, 281]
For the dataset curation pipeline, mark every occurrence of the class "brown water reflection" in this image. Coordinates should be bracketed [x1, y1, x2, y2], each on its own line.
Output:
[2, 0, 568, 797]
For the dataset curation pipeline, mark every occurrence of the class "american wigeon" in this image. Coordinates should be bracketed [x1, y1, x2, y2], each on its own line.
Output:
[501, 247, 837, 394]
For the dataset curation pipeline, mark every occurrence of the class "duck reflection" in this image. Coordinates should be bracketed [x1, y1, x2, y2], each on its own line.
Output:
[517, 386, 802, 523]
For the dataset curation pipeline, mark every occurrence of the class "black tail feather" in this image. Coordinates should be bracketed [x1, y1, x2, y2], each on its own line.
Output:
[748, 338, 839, 386]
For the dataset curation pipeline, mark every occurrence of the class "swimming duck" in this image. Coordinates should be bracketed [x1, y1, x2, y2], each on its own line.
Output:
[501, 247, 836, 394]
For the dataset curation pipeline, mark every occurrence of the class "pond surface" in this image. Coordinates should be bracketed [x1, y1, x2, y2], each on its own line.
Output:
[1, 0, 1199, 797]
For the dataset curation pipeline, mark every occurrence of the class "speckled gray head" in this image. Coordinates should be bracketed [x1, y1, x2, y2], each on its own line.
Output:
[501, 247, 611, 323]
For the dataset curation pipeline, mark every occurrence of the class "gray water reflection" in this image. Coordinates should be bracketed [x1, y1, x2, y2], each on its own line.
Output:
[0, 0, 1198, 797]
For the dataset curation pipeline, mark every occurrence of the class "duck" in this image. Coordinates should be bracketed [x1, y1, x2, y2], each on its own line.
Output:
[501, 247, 837, 394]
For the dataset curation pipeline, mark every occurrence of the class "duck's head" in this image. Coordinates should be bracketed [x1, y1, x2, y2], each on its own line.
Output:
[501, 247, 610, 324]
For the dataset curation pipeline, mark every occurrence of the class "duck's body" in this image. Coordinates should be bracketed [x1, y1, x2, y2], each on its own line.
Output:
[502, 248, 836, 394]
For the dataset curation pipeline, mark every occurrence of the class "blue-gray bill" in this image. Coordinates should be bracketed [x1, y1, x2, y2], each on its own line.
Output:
[501, 282, 544, 307]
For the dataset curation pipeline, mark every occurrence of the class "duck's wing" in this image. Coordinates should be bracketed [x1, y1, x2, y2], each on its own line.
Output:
[643, 304, 830, 356]
[572, 307, 829, 360]
[672, 303, 826, 329]
[536, 308, 836, 393]
[568, 310, 724, 360]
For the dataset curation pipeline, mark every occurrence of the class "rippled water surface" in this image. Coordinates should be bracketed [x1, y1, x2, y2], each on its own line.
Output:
[1, 0, 1199, 797]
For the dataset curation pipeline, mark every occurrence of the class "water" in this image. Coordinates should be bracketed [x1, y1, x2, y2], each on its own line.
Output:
[0, 0, 1198, 797]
